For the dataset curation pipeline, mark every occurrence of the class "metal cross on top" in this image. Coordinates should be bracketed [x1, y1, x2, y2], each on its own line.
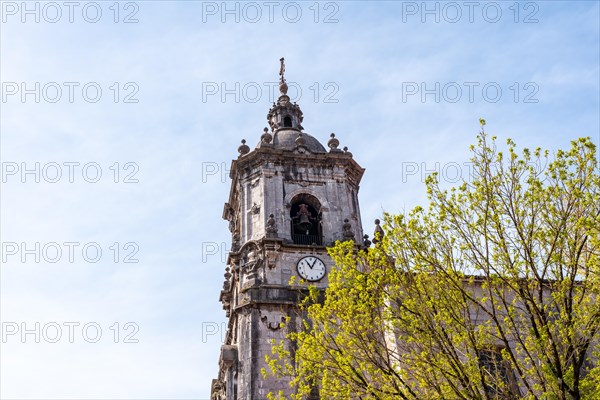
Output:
[279, 57, 285, 82]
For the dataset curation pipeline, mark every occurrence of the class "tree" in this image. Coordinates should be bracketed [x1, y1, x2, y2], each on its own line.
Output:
[265, 125, 600, 400]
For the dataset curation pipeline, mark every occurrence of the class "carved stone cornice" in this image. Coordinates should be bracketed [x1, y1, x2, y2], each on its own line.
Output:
[231, 147, 364, 187]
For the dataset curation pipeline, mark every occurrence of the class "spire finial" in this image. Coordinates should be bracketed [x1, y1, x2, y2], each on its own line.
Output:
[279, 57, 285, 83]
[278, 57, 288, 95]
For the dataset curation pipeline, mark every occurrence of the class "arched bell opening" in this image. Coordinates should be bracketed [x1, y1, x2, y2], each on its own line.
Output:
[283, 115, 293, 128]
[290, 193, 323, 245]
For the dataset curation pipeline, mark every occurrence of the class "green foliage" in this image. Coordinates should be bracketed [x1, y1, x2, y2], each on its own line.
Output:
[266, 127, 600, 400]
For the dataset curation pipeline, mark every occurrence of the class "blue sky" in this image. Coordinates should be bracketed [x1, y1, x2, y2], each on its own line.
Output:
[1, 1, 599, 398]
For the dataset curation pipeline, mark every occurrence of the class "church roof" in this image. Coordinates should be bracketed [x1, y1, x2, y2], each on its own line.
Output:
[263, 129, 327, 153]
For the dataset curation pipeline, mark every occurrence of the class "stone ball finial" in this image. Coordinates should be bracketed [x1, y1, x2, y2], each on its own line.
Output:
[373, 219, 384, 244]
[343, 146, 348, 152]
[261, 129, 272, 144]
[266, 213, 278, 237]
[238, 139, 250, 156]
[279, 80, 288, 95]
[327, 133, 340, 151]
[363, 234, 372, 248]
[295, 132, 306, 146]
[343, 218, 355, 241]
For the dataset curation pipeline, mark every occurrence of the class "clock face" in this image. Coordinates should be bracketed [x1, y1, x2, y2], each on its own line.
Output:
[297, 256, 326, 282]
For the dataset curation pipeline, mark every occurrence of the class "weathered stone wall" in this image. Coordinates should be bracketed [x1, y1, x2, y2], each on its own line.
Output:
[215, 151, 365, 399]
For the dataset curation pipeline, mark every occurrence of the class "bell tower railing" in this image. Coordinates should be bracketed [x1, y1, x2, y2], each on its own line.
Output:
[291, 233, 323, 246]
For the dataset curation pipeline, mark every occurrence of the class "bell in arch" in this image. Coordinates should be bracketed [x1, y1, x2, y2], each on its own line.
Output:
[295, 204, 313, 234]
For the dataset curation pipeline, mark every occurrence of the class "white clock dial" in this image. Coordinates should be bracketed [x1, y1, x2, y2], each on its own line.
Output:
[296, 256, 326, 282]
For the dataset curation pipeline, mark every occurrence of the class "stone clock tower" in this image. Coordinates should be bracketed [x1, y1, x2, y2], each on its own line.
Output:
[211, 60, 366, 400]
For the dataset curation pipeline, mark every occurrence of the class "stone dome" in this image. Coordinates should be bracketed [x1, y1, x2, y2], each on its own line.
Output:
[269, 129, 326, 153]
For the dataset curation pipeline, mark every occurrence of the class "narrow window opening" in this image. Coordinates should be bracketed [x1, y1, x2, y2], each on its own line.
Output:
[478, 348, 519, 398]
[283, 116, 292, 127]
